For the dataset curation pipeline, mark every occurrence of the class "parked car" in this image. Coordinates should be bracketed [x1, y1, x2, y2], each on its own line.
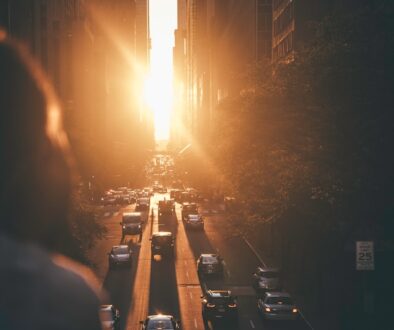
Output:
[120, 212, 143, 237]
[197, 254, 224, 276]
[201, 290, 238, 322]
[99, 305, 120, 330]
[185, 214, 204, 230]
[252, 267, 282, 292]
[140, 315, 180, 329]
[108, 245, 133, 269]
[257, 292, 299, 321]
[150, 232, 175, 259]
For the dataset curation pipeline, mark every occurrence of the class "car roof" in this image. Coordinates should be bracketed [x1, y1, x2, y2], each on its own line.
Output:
[265, 291, 291, 298]
[257, 267, 280, 272]
[147, 314, 174, 321]
[123, 212, 142, 217]
[152, 231, 173, 237]
[207, 290, 231, 297]
[112, 245, 129, 250]
[200, 253, 219, 258]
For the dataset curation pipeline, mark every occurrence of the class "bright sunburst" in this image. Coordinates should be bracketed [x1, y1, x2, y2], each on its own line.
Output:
[148, 0, 177, 141]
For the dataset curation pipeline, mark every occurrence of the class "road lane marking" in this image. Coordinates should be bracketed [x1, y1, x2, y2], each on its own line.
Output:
[242, 236, 266, 267]
[104, 212, 110, 217]
[194, 318, 198, 328]
[186, 271, 189, 278]
[184, 260, 187, 266]
[299, 310, 315, 330]
[249, 320, 255, 328]
[189, 292, 193, 299]
[226, 270, 231, 278]
[113, 212, 119, 216]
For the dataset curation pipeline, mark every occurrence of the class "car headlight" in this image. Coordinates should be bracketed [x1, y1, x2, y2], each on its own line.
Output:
[206, 303, 216, 308]
[292, 308, 298, 313]
[265, 307, 271, 312]
[138, 225, 141, 228]
[122, 226, 126, 229]
[228, 303, 237, 308]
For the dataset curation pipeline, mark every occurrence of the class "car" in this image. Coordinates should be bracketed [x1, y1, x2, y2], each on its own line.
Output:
[201, 290, 238, 322]
[120, 212, 143, 237]
[257, 292, 299, 321]
[136, 197, 150, 211]
[99, 305, 120, 330]
[185, 214, 204, 230]
[150, 232, 175, 259]
[197, 254, 224, 276]
[108, 245, 133, 269]
[140, 314, 180, 329]
[252, 267, 282, 292]
[181, 202, 198, 221]
[158, 199, 175, 216]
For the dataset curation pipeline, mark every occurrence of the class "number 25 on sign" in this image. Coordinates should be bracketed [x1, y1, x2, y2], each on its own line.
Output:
[356, 241, 374, 271]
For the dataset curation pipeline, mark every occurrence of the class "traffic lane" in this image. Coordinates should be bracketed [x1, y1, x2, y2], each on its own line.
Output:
[174, 203, 205, 330]
[149, 257, 180, 317]
[202, 214, 311, 330]
[148, 195, 180, 319]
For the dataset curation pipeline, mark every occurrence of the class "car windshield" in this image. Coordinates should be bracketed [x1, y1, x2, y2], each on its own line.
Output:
[147, 319, 174, 329]
[202, 256, 218, 264]
[211, 298, 230, 305]
[266, 297, 293, 305]
[113, 247, 129, 254]
[99, 309, 113, 322]
[188, 215, 200, 221]
[153, 236, 172, 244]
[123, 216, 141, 224]
[260, 271, 279, 278]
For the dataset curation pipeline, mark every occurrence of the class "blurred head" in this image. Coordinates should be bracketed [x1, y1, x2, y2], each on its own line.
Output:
[0, 30, 74, 250]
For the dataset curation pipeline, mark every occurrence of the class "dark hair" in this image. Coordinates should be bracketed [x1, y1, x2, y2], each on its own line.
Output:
[0, 30, 74, 250]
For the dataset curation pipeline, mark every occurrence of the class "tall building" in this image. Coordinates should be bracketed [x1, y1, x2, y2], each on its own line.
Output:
[177, 0, 273, 144]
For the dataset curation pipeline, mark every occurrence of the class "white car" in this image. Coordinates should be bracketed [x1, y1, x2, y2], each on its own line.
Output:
[257, 292, 299, 321]
[253, 267, 282, 292]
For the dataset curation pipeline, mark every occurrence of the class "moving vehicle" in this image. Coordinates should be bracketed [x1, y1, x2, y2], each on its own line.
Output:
[108, 245, 133, 269]
[185, 214, 204, 230]
[140, 315, 180, 329]
[136, 197, 150, 211]
[257, 292, 299, 321]
[150, 232, 175, 259]
[181, 203, 198, 221]
[201, 290, 238, 322]
[158, 199, 175, 216]
[121, 212, 143, 237]
[252, 267, 282, 292]
[197, 254, 224, 276]
[99, 305, 120, 330]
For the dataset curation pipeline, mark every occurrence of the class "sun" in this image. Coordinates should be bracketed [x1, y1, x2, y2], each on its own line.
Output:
[148, 0, 177, 141]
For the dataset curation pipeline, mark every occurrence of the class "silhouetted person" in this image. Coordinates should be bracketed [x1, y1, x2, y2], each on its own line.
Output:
[0, 31, 102, 329]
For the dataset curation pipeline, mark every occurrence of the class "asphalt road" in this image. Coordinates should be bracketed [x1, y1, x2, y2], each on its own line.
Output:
[89, 193, 312, 330]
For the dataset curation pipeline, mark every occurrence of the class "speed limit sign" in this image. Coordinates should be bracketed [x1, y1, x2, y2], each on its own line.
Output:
[356, 241, 374, 271]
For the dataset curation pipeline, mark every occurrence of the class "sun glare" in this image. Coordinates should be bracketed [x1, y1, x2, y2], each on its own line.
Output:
[148, 0, 177, 141]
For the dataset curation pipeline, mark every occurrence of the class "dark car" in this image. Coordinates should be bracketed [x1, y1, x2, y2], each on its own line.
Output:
[252, 267, 282, 292]
[108, 245, 133, 269]
[201, 290, 238, 323]
[140, 315, 180, 329]
[100, 305, 120, 330]
[185, 214, 204, 230]
[150, 232, 175, 259]
[158, 199, 175, 216]
[197, 254, 224, 276]
[136, 197, 150, 211]
[181, 202, 198, 221]
[121, 212, 143, 237]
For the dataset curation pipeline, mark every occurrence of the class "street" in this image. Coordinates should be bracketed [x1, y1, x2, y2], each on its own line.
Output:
[89, 192, 312, 330]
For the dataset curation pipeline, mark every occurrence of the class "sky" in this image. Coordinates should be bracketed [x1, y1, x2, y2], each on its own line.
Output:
[149, 0, 177, 140]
